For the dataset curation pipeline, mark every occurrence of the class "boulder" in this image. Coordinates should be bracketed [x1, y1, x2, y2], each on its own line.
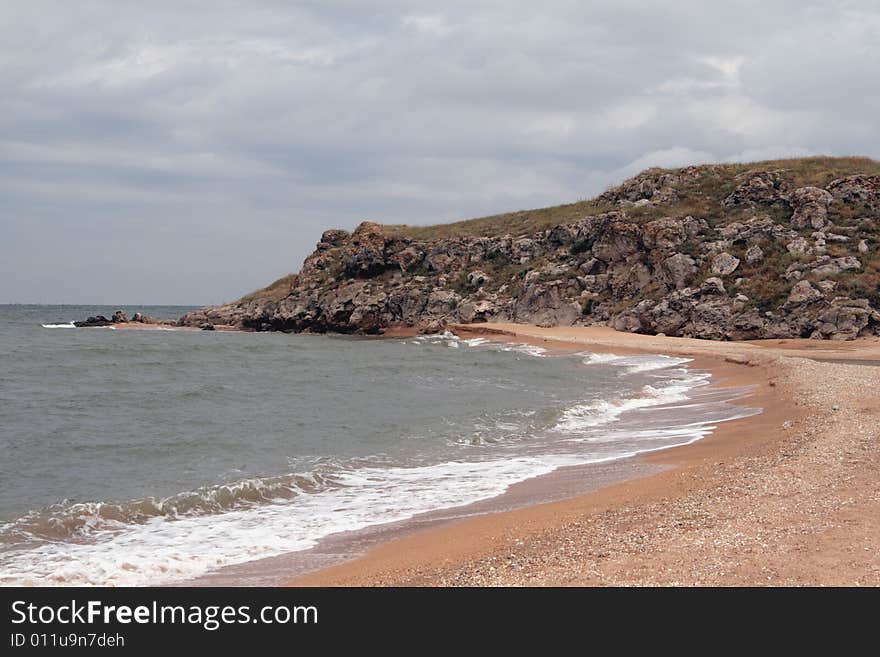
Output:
[662, 253, 697, 289]
[789, 186, 833, 230]
[700, 277, 727, 295]
[111, 310, 127, 323]
[786, 280, 823, 306]
[642, 217, 687, 251]
[457, 300, 498, 323]
[341, 222, 389, 277]
[316, 229, 350, 250]
[786, 237, 810, 255]
[827, 175, 880, 212]
[710, 252, 741, 276]
[745, 245, 764, 264]
[722, 170, 789, 208]
[73, 315, 112, 327]
[810, 256, 861, 278]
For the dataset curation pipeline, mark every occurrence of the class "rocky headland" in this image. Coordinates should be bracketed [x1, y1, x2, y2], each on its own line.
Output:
[178, 157, 880, 341]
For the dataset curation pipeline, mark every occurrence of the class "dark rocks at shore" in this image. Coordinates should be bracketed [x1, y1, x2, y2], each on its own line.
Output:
[73, 315, 113, 327]
[73, 310, 164, 328]
[177, 163, 880, 341]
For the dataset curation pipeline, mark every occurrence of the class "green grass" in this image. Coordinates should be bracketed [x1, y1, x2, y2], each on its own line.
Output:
[237, 274, 298, 303]
[382, 199, 614, 240]
[380, 156, 880, 240]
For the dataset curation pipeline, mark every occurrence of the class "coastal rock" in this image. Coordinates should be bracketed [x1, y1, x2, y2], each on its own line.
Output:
[786, 237, 810, 255]
[700, 277, 727, 295]
[341, 222, 389, 278]
[789, 187, 833, 230]
[710, 252, 740, 276]
[745, 245, 764, 264]
[73, 315, 112, 327]
[662, 253, 697, 289]
[722, 170, 789, 208]
[827, 175, 880, 212]
[810, 256, 861, 278]
[175, 159, 880, 341]
[111, 310, 127, 323]
[786, 280, 823, 306]
[467, 270, 491, 289]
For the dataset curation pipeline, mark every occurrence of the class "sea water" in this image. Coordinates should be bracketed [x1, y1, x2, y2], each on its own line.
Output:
[0, 305, 758, 585]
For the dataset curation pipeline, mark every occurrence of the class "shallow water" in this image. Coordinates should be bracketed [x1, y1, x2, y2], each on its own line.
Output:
[0, 305, 758, 585]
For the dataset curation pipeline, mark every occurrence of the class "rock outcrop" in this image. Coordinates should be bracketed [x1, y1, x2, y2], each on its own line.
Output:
[178, 159, 880, 341]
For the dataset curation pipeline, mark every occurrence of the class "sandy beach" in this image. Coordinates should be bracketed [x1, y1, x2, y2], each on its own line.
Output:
[292, 323, 880, 586]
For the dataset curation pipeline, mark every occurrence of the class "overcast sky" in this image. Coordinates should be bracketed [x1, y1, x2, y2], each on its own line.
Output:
[2, 1, 878, 304]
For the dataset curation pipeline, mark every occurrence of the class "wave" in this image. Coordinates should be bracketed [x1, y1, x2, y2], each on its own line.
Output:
[555, 368, 711, 433]
[0, 471, 338, 545]
[412, 331, 547, 357]
[579, 351, 692, 373]
[41, 322, 76, 328]
[0, 454, 602, 586]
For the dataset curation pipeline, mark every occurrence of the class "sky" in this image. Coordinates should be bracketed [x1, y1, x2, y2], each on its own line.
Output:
[1, 1, 879, 304]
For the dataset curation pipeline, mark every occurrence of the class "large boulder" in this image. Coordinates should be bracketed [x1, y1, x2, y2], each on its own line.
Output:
[642, 217, 688, 252]
[789, 186, 833, 230]
[514, 281, 582, 327]
[662, 253, 697, 289]
[785, 280, 823, 306]
[591, 221, 641, 262]
[341, 222, 389, 277]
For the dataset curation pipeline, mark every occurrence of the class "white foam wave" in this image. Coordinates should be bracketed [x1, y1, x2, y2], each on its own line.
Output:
[412, 332, 547, 357]
[554, 371, 710, 433]
[0, 454, 600, 586]
[41, 322, 76, 329]
[579, 352, 692, 373]
[499, 343, 547, 357]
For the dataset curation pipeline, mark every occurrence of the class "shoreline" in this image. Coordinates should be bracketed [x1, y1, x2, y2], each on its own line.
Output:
[183, 323, 756, 586]
[289, 323, 880, 586]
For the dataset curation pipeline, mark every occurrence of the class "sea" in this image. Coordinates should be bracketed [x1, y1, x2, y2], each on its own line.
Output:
[0, 304, 759, 586]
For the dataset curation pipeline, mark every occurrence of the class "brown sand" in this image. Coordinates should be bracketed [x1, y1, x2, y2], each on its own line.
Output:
[292, 323, 880, 586]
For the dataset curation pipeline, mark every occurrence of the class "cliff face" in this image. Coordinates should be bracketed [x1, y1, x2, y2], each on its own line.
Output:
[179, 157, 880, 340]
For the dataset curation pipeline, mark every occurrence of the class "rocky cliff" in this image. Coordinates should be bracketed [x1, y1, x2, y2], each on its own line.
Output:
[179, 157, 880, 340]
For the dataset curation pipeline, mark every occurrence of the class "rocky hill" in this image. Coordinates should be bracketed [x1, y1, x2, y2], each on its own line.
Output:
[179, 157, 880, 340]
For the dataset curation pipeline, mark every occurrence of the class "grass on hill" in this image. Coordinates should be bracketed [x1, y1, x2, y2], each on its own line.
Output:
[381, 156, 880, 240]
[237, 274, 298, 303]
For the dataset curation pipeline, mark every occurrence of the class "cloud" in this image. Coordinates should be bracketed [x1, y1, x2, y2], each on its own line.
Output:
[402, 14, 452, 36]
[1, 1, 879, 303]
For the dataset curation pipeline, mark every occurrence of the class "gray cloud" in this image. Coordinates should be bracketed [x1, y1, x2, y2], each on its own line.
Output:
[1, 0, 878, 303]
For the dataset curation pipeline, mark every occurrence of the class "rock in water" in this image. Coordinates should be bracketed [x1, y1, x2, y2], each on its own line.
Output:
[74, 315, 112, 327]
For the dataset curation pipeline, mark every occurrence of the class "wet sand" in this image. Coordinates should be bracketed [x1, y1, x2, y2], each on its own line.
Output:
[291, 324, 880, 586]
